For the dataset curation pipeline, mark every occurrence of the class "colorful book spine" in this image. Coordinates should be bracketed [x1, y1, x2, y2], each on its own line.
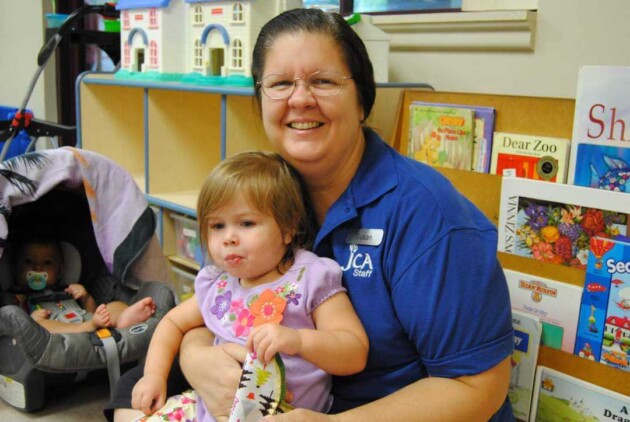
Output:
[490, 132, 570, 183]
[407, 103, 474, 171]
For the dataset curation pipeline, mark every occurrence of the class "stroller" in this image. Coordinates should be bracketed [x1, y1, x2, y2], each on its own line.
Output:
[0, 147, 176, 412]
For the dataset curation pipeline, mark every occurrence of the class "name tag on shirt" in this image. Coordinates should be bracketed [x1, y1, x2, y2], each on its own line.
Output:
[346, 229, 383, 246]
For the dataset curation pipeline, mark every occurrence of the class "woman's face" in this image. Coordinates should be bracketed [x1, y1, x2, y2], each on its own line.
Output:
[260, 32, 365, 173]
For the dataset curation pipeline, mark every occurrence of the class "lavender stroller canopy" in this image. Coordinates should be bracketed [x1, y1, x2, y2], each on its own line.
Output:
[0, 147, 175, 411]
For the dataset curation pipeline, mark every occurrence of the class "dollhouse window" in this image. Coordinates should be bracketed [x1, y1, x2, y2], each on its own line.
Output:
[149, 40, 158, 67]
[231, 39, 243, 68]
[193, 5, 203, 25]
[194, 40, 203, 68]
[149, 9, 158, 28]
[124, 42, 130, 66]
[123, 11, 130, 29]
[232, 3, 243, 22]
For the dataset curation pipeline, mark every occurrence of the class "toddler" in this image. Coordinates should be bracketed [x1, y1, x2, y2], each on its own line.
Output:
[131, 151, 368, 421]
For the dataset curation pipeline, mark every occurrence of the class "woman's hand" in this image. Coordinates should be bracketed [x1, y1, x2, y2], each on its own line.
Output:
[179, 327, 248, 420]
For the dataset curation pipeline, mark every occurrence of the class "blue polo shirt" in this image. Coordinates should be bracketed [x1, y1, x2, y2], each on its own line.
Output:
[314, 129, 514, 420]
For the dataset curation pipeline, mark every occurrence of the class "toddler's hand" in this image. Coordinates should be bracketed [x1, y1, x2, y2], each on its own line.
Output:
[132, 374, 167, 416]
[247, 324, 301, 365]
[65, 283, 87, 300]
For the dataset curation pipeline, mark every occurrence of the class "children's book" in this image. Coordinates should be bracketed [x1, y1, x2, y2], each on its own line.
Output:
[575, 235, 630, 371]
[409, 101, 495, 173]
[490, 132, 570, 183]
[509, 309, 542, 422]
[529, 366, 630, 422]
[568, 139, 630, 193]
[497, 177, 630, 269]
[505, 269, 582, 353]
[407, 103, 475, 170]
[569, 66, 630, 192]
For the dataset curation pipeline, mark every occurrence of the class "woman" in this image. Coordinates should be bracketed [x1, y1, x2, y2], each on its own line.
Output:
[107, 8, 514, 422]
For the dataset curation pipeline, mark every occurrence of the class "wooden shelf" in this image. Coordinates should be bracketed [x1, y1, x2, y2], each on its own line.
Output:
[394, 89, 629, 397]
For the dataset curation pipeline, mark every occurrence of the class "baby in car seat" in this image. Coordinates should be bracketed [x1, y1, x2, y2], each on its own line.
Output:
[14, 236, 157, 334]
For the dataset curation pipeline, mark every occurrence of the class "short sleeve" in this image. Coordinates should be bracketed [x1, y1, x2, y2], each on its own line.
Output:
[299, 254, 346, 315]
[391, 229, 514, 378]
[194, 265, 222, 303]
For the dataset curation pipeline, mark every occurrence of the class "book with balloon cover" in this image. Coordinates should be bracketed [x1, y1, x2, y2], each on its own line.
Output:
[574, 235, 630, 372]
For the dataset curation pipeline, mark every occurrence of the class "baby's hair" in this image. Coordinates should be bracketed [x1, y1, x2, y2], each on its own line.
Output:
[16, 236, 64, 265]
[197, 151, 313, 270]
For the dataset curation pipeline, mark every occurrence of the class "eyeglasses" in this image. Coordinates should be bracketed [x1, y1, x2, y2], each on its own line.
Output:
[258, 70, 353, 100]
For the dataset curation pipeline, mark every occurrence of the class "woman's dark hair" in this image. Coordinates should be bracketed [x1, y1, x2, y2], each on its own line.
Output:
[252, 8, 376, 121]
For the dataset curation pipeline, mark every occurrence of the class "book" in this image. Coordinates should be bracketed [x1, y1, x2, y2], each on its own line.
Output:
[529, 366, 630, 422]
[497, 177, 630, 269]
[568, 139, 630, 193]
[569, 66, 630, 192]
[505, 269, 582, 353]
[509, 309, 542, 422]
[409, 101, 495, 173]
[407, 103, 475, 170]
[575, 235, 630, 371]
[490, 132, 570, 183]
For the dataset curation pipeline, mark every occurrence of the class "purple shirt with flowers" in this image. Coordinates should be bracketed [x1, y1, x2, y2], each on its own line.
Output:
[194, 249, 346, 422]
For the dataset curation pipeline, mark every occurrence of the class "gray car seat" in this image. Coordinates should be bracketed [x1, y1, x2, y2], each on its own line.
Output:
[0, 149, 176, 412]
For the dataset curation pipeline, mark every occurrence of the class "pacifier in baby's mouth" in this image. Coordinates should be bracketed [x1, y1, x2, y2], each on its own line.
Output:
[27, 271, 48, 290]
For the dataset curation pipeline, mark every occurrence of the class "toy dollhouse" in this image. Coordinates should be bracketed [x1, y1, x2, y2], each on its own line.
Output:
[116, 0, 301, 84]
[116, 0, 188, 81]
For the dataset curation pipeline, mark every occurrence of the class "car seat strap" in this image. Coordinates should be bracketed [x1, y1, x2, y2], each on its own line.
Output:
[90, 328, 121, 399]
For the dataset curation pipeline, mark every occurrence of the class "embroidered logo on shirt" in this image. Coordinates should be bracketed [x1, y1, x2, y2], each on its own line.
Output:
[341, 244, 374, 278]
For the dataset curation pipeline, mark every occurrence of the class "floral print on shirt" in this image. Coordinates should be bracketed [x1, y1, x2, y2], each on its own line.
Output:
[210, 266, 306, 338]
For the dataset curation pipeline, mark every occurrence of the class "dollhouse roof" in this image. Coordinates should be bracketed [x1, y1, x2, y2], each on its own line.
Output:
[116, 0, 171, 10]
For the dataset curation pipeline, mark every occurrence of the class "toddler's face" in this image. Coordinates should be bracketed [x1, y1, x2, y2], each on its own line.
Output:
[17, 243, 63, 290]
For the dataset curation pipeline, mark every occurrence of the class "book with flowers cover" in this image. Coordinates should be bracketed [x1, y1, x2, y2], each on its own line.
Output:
[568, 66, 630, 193]
[505, 269, 582, 353]
[574, 235, 630, 370]
[497, 177, 630, 269]
[407, 103, 475, 170]
[509, 309, 542, 422]
[529, 365, 630, 422]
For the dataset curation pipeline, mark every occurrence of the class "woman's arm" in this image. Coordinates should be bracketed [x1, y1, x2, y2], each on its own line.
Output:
[265, 356, 512, 422]
[179, 327, 249, 420]
[248, 292, 368, 375]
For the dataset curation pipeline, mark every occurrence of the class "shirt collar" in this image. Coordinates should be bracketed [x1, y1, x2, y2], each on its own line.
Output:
[314, 128, 398, 247]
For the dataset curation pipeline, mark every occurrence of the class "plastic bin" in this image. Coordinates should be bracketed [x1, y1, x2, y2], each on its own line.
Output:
[0, 106, 32, 160]
[170, 266, 196, 303]
[171, 213, 200, 263]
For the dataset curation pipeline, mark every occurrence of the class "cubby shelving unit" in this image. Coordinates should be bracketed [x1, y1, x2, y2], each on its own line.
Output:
[76, 71, 432, 277]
